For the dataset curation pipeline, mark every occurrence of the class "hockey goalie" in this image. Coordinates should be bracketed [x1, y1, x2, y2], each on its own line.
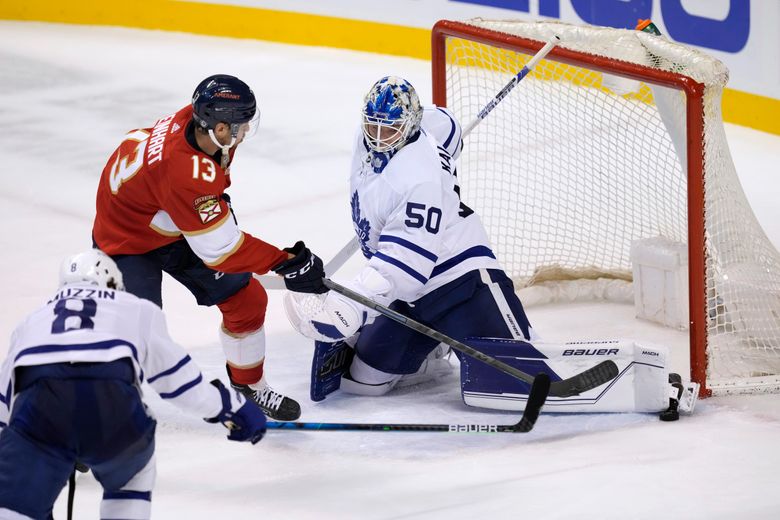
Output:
[284, 75, 698, 421]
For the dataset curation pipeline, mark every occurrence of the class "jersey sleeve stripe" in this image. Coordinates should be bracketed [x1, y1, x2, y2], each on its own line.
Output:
[103, 490, 152, 502]
[158, 373, 203, 400]
[0, 421, 6, 428]
[431, 246, 496, 278]
[181, 211, 232, 237]
[147, 355, 192, 384]
[14, 339, 139, 364]
[149, 223, 182, 237]
[0, 380, 9, 406]
[378, 235, 438, 262]
[374, 252, 428, 284]
[203, 232, 245, 267]
[437, 107, 460, 150]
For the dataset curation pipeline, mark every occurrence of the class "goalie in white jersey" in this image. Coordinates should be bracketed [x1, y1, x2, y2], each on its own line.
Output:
[286, 76, 700, 418]
[286, 76, 534, 400]
[0, 250, 266, 520]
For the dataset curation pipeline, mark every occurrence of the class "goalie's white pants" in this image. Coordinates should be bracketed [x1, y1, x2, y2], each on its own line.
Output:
[463, 339, 683, 413]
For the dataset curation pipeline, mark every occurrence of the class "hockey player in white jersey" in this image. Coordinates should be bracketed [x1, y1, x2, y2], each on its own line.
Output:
[286, 76, 534, 400]
[0, 250, 266, 520]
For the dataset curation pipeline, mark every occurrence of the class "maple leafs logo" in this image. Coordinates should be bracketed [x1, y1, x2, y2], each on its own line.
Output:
[351, 191, 372, 259]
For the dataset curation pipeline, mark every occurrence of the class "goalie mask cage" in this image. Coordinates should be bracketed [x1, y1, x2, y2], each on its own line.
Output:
[432, 19, 780, 396]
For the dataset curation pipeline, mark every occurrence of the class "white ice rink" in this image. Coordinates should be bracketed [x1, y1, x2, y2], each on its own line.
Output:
[1, 21, 780, 519]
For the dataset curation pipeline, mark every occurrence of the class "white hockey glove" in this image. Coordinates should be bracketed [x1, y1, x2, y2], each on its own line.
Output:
[284, 267, 392, 342]
[284, 290, 365, 342]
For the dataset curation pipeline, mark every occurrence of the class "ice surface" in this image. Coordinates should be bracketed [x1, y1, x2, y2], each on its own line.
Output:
[0, 21, 779, 519]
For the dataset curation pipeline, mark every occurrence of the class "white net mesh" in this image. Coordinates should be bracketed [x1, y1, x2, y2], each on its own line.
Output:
[440, 19, 780, 394]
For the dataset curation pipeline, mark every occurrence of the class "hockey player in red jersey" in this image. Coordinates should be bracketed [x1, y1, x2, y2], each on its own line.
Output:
[92, 74, 326, 421]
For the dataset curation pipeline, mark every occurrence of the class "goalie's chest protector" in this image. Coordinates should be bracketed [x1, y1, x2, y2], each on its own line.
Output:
[349, 129, 501, 297]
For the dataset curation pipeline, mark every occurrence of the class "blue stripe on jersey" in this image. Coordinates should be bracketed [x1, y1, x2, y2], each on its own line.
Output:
[159, 373, 203, 400]
[103, 490, 152, 502]
[14, 339, 139, 364]
[436, 107, 459, 150]
[374, 252, 428, 284]
[0, 420, 6, 428]
[378, 235, 438, 262]
[430, 246, 496, 278]
[147, 355, 192, 384]
[0, 380, 9, 406]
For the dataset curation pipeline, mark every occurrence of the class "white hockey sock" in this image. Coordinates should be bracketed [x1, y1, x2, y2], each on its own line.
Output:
[219, 325, 266, 368]
[100, 455, 156, 520]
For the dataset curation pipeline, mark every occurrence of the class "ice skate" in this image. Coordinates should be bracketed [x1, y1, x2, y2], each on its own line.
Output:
[231, 378, 301, 421]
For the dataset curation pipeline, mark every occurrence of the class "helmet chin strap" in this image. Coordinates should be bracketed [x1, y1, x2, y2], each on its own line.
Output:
[208, 129, 237, 169]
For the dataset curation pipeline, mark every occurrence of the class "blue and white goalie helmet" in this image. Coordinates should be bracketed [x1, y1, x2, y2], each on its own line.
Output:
[361, 76, 423, 153]
[59, 249, 124, 291]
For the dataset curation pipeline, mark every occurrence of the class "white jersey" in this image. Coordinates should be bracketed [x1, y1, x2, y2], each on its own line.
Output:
[349, 106, 501, 303]
[0, 284, 225, 428]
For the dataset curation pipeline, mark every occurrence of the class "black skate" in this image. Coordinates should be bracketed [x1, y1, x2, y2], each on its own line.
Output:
[231, 380, 302, 421]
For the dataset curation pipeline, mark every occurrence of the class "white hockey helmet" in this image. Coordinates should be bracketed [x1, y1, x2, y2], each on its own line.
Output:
[361, 76, 423, 153]
[283, 291, 363, 342]
[59, 249, 125, 290]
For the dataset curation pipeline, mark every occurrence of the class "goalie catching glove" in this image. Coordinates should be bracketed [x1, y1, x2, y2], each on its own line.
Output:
[284, 267, 393, 342]
[284, 290, 365, 342]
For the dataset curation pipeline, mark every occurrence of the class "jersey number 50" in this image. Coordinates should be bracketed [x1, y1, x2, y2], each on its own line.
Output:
[405, 202, 442, 234]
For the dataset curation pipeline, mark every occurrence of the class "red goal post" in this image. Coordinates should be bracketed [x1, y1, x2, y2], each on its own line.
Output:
[431, 19, 780, 397]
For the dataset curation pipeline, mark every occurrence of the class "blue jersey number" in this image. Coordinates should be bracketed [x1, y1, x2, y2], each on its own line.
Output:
[51, 298, 97, 334]
[405, 202, 442, 234]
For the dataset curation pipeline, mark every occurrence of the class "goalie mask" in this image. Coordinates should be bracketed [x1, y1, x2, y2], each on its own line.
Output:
[284, 291, 364, 342]
[361, 76, 423, 153]
[59, 249, 125, 291]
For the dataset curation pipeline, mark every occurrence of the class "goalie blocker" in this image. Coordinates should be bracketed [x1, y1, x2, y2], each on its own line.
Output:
[461, 338, 698, 416]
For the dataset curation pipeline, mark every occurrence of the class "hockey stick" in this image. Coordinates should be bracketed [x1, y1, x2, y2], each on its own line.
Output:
[267, 372, 550, 433]
[256, 236, 362, 290]
[461, 34, 560, 136]
[324, 279, 617, 398]
[259, 35, 563, 289]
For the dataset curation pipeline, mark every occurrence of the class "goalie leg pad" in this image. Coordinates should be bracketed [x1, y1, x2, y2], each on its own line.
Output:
[460, 338, 673, 413]
[310, 341, 354, 402]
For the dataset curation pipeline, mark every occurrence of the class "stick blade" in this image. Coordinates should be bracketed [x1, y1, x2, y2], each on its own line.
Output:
[550, 360, 619, 397]
[512, 372, 551, 432]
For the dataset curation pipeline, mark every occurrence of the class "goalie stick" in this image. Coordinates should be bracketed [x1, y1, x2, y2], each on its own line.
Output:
[461, 34, 560, 135]
[266, 372, 550, 434]
[260, 35, 563, 288]
[324, 279, 618, 398]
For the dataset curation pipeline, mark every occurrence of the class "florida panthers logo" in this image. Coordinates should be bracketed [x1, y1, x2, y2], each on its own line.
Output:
[351, 192, 372, 259]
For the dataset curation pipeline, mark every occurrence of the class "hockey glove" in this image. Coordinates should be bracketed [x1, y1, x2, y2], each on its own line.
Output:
[205, 379, 267, 444]
[272, 240, 327, 294]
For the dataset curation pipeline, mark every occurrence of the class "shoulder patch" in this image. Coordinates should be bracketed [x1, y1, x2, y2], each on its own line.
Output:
[193, 195, 222, 224]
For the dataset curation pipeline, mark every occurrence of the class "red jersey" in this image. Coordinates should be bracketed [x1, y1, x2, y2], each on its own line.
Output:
[93, 105, 287, 274]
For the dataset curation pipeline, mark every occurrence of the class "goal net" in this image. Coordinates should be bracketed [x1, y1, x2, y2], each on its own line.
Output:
[432, 19, 780, 395]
